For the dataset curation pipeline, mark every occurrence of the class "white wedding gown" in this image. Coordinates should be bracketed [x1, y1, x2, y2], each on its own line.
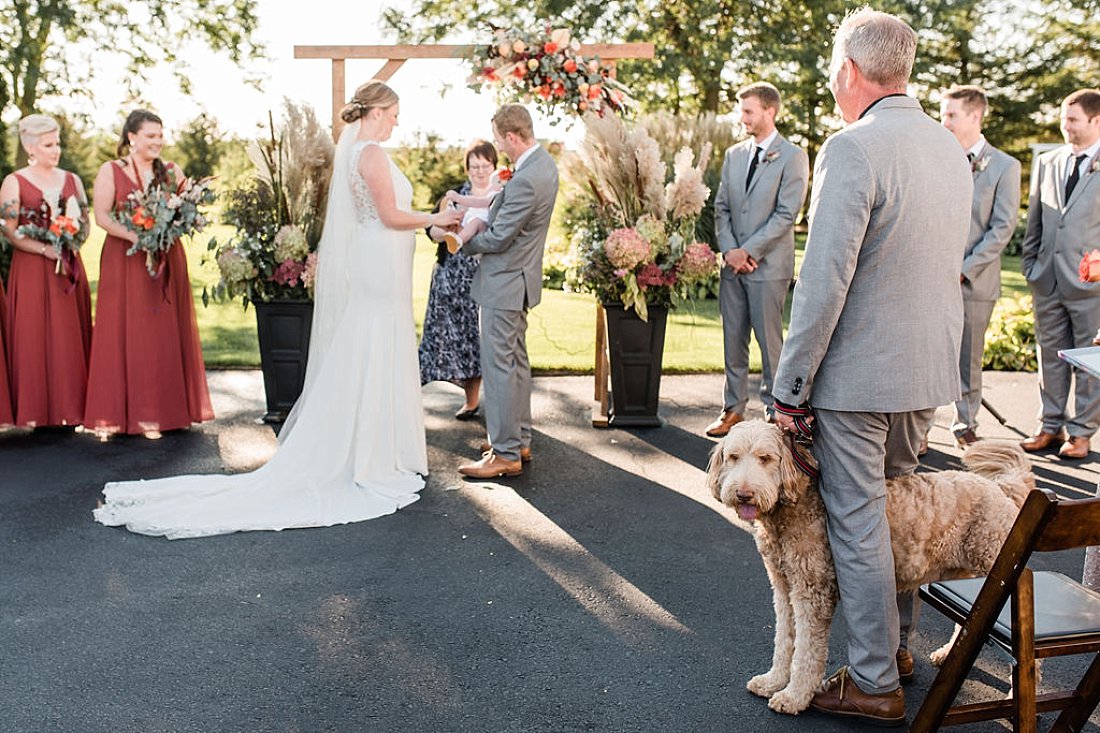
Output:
[94, 127, 428, 539]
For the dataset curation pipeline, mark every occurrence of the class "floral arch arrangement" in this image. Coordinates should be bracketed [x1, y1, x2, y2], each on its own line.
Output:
[469, 25, 632, 119]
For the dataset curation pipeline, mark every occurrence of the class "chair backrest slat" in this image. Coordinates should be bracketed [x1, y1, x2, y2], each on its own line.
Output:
[1033, 496, 1100, 552]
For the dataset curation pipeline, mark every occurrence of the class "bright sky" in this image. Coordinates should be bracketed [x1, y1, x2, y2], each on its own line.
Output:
[75, 0, 582, 146]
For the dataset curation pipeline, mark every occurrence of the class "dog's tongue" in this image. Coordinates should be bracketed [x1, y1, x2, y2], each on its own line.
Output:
[737, 504, 758, 522]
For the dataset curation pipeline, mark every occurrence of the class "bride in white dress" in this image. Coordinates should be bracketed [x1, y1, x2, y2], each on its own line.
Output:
[94, 81, 462, 539]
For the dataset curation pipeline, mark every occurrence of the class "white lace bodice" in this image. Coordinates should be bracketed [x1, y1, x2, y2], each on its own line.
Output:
[350, 140, 413, 226]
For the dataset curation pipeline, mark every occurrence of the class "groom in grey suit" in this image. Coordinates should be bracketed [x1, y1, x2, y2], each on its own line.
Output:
[1020, 89, 1100, 460]
[771, 9, 971, 725]
[940, 85, 1021, 447]
[459, 104, 559, 479]
[706, 81, 809, 438]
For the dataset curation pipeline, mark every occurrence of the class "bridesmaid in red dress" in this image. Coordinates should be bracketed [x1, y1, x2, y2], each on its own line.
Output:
[0, 280, 13, 426]
[84, 109, 213, 438]
[0, 114, 93, 428]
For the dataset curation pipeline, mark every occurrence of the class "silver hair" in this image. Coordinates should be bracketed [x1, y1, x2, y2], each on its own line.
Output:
[832, 7, 916, 91]
[18, 113, 60, 152]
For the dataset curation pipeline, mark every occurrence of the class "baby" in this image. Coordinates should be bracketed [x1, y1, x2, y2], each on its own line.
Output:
[441, 177, 503, 255]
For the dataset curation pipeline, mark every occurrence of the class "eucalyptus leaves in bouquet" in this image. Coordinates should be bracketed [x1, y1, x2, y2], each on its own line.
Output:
[205, 100, 334, 306]
[564, 113, 719, 321]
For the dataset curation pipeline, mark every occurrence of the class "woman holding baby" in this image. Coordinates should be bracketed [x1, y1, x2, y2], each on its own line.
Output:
[418, 139, 499, 420]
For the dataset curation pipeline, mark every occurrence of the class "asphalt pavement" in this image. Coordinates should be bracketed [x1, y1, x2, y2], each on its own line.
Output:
[1, 370, 1098, 732]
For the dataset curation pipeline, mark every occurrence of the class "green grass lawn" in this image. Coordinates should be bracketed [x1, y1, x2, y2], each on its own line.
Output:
[77, 229, 1031, 373]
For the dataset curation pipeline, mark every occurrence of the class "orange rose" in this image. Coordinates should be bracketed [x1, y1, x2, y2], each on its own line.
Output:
[538, 85, 552, 100]
[1079, 249, 1100, 282]
[562, 58, 577, 73]
[498, 168, 513, 182]
[513, 65, 526, 78]
[587, 83, 602, 100]
[544, 41, 559, 54]
[578, 100, 588, 112]
[49, 221, 62, 236]
[552, 83, 566, 98]
[131, 208, 147, 226]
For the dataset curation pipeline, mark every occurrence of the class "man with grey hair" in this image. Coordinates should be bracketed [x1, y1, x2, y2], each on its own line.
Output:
[707, 81, 809, 437]
[771, 8, 971, 725]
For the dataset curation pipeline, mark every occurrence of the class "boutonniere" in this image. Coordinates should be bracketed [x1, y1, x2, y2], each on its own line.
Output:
[972, 156, 990, 173]
[1090, 159, 1099, 174]
[765, 150, 781, 163]
[497, 167, 513, 183]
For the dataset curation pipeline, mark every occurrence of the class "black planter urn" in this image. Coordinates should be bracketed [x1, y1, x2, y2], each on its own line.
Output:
[253, 299, 313, 423]
[603, 303, 668, 427]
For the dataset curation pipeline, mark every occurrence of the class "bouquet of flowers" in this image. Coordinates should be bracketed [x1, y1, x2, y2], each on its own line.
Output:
[1, 194, 90, 279]
[205, 100, 333, 306]
[470, 25, 632, 119]
[564, 113, 718, 320]
[114, 171, 215, 276]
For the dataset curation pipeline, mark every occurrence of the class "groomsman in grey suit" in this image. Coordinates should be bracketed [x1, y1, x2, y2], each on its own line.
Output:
[458, 104, 559, 478]
[706, 82, 809, 438]
[940, 85, 1021, 447]
[1020, 89, 1100, 460]
[771, 9, 971, 725]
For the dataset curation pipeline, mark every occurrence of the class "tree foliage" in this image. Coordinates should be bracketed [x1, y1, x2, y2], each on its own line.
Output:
[383, 0, 1098, 160]
[0, 0, 263, 174]
[174, 113, 225, 180]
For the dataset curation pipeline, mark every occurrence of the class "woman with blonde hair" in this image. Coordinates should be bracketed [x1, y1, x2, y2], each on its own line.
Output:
[94, 81, 461, 538]
[0, 114, 92, 428]
[83, 109, 213, 438]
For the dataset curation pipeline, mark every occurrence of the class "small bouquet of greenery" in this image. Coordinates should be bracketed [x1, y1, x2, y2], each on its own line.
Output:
[1, 194, 90, 279]
[114, 172, 216, 276]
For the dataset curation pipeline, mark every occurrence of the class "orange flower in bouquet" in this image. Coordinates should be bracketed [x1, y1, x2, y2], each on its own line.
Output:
[1080, 249, 1100, 283]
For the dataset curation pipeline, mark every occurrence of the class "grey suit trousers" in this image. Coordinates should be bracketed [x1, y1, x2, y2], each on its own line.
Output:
[813, 407, 936, 693]
[1033, 291, 1100, 438]
[480, 305, 532, 462]
[952, 298, 997, 435]
[720, 276, 787, 414]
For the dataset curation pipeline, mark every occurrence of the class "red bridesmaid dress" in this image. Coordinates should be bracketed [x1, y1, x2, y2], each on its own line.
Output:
[6, 172, 93, 427]
[83, 161, 214, 434]
[0, 278, 14, 425]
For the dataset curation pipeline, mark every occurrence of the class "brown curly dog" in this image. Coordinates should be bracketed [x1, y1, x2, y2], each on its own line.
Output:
[706, 419, 1033, 715]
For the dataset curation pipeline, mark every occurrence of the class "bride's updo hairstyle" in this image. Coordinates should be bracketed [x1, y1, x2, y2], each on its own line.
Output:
[117, 109, 170, 189]
[340, 80, 399, 124]
[18, 114, 60, 154]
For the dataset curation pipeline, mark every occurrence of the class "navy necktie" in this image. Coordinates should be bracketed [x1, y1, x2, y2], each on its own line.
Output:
[746, 146, 762, 189]
[1066, 154, 1087, 202]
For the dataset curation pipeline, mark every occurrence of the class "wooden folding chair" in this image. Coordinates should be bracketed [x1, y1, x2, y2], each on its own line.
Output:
[911, 489, 1100, 733]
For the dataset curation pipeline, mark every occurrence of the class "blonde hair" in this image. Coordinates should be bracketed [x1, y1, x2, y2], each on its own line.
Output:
[492, 104, 534, 142]
[19, 114, 60, 152]
[832, 8, 917, 91]
[340, 80, 400, 124]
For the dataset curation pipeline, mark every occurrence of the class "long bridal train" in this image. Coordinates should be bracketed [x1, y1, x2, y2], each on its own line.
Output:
[94, 121, 428, 539]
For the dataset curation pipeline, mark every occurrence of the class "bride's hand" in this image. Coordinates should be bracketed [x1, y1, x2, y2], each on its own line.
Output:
[431, 208, 463, 228]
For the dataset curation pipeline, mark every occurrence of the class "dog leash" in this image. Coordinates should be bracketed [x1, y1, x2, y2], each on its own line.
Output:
[774, 400, 819, 480]
[786, 433, 819, 480]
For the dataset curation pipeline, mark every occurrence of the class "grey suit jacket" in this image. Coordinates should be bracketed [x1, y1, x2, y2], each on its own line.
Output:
[1021, 145, 1100, 302]
[714, 135, 809, 282]
[962, 144, 1021, 302]
[772, 96, 972, 412]
[464, 145, 560, 310]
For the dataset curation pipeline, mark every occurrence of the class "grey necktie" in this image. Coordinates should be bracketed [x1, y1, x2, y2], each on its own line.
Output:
[746, 146, 762, 189]
[1065, 154, 1087, 202]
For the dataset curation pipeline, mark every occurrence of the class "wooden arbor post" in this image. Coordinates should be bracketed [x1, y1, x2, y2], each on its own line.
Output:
[293, 41, 656, 427]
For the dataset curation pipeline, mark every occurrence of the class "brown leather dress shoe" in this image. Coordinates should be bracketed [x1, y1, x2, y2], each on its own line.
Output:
[954, 428, 979, 449]
[809, 667, 906, 727]
[479, 442, 531, 463]
[1058, 435, 1091, 460]
[1020, 429, 1067, 453]
[704, 410, 743, 438]
[896, 648, 914, 684]
[459, 452, 523, 478]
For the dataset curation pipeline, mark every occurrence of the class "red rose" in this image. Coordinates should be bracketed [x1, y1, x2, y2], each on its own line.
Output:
[1079, 249, 1100, 283]
[498, 168, 513, 182]
[544, 41, 559, 54]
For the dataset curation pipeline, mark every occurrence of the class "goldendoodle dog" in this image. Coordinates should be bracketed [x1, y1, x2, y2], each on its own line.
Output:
[706, 419, 1033, 715]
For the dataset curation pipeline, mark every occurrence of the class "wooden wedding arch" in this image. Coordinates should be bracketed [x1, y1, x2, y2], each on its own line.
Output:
[293, 41, 656, 426]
